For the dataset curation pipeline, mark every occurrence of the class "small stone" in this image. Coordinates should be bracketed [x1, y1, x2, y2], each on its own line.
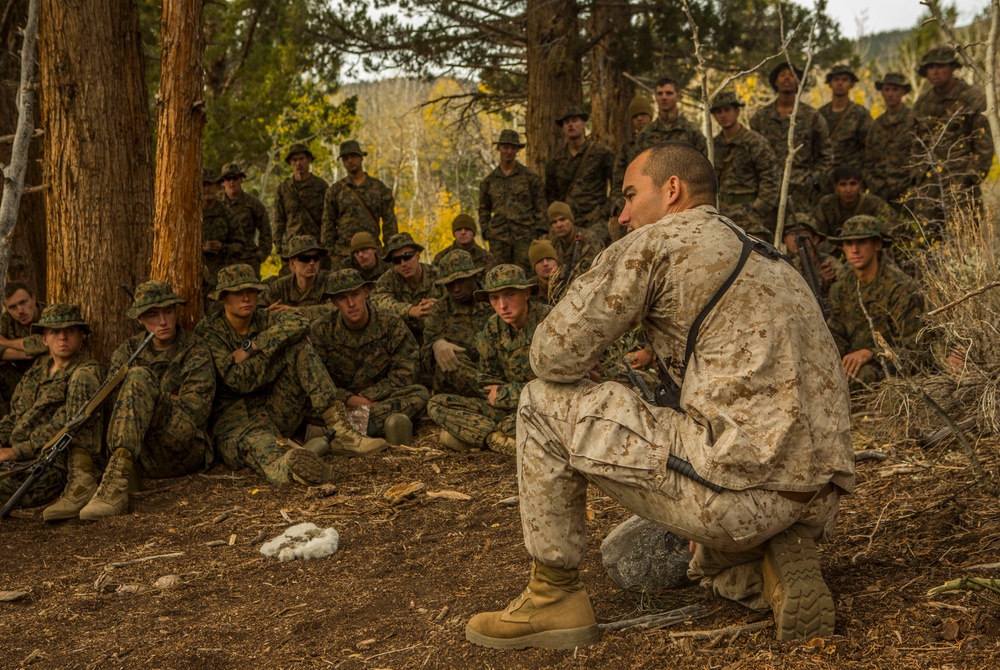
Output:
[601, 515, 692, 590]
[153, 575, 182, 589]
[0, 590, 28, 602]
[941, 617, 959, 641]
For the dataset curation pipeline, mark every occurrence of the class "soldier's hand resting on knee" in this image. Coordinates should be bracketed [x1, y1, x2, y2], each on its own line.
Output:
[841, 349, 873, 379]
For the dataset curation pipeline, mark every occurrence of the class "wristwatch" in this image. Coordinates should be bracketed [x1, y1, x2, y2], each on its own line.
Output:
[242, 339, 254, 353]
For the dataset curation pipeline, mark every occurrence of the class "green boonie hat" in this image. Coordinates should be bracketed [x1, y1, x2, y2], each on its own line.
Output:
[323, 269, 374, 298]
[351, 231, 378, 253]
[451, 213, 477, 233]
[220, 162, 246, 180]
[828, 215, 893, 245]
[789, 211, 823, 238]
[556, 105, 589, 126]
[627, 94, 654, 119]
[127, 280, 186, 319]
[768, 61, 805, 90]
[202, 168, 219, 184]
[382, 232, 425, 260]
[709, 91, 744, 111]
[474, 264, 538, 301]
[209, 264, 267, 300]
[918, 46, 960, 76]
[434, 250, 483, 286]
[825, 65, 859, 84]
[338, 140, 368, 159]
[281, 235, 328, 260]
[875, 72, 912, 93]
[529, 239, 558, 267]
[547, 201, 574, 223]
[494, 129, 526, 147]
[31, 303, 91, 334]
[284, 143, 315, 164]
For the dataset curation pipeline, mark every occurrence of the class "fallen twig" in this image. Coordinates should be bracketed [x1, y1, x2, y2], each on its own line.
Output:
[599, 604, 710, 631]
[668, 619, 772, 640]
[105, 552, 185, 569]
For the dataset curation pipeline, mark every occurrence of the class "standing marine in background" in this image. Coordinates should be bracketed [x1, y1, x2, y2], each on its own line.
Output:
[220, 162, 272, 277]
[274, 143, 328, 263]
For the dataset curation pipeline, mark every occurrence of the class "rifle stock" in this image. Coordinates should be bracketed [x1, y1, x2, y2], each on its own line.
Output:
[796, 233, 831, 320]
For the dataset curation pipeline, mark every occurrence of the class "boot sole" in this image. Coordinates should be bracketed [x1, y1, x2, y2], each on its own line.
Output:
[284, 448, 335, 484]
[328, 439, 389, 458]
[465, 623, 599, 650]
[42, 508, 84, 522]
[763, 525, 836, 641]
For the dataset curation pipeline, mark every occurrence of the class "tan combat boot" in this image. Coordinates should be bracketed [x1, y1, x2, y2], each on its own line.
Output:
[283, 446, 336, 485]
[439, 429, 473, 453]
[79, 448, 133, 521]
[42, 448, 99, 522]
[762, 524, 836, 641]
[465, 561, 599, 650]
[322, 402, 388, 457]
[485, 431, 516, 457]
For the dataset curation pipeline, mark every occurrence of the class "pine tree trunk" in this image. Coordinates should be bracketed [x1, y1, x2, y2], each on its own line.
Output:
[524, 0, 583, 175]
[39, 0, 154, 361]
[151, 0, 205, 323]
[587, 1, 633, 151]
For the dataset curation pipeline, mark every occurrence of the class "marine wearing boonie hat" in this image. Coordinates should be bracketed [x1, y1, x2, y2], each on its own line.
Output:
[208, 264, 268, 300]
[434, 249, 483, 286]
[709, 91, 744, 111]
[875, 72, 912, 93]
[825, 65, 859, 84]
[31, 303, 91, 334]
[768, 61, 805, 90]
[281, 234, 328, 260]
[555, 105, 589, 126]
[918, 46, 960, 77]
[828, 215, 894, 245]
[126, 280, 187, 319]
[338, 140, 368, 158]
[323, 269, 375, 298]
[494, 130, 526, 147]
[284, 143, 315, 163]
[219, 162, 247, 180]
[474, 264, 538, 301]
[382, 232, 425, 261]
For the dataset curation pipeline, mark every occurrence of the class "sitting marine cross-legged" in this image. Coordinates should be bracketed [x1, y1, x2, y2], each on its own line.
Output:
[465, 142, 855, 650]
[195, 264, 386, 486]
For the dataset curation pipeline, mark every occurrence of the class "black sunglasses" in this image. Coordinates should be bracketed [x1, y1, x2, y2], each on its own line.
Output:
[390, 251, 417, 264]
[296, 254, 322, 264]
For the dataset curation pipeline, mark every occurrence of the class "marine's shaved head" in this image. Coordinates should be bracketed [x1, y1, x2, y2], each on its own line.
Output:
[636, 141, 717, 206]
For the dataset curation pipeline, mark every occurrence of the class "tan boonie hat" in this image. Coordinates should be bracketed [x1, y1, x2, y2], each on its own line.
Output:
[202, 168, 219, 184]
[323, 269, 374, 298]
[825, 64, 859, 84]
[875, 72, 912, 93]
[547, 201, 574, 223]
[282, 235, 328, 260]
[220, 162, 246, 180]
[494, 129, 525, 147]
[709, 91, 744, 111]
[434, 250, 483, 286]
[828, 215, 893, 245]
[918, 46, 960, 76]
[556, 105, 589, 126]
[451, 213, 477, 233]
[284, 143, 315, 164]
[209, 264, 267, 300]
[529, 239, 558, 268]
[382, 232, 425, 260]
[627, 94, 654, 119]
[351, 231, 378, 253]
[31, 303, 91, 334]
[338, 140, 367, 158]
[127, 280, 186, 319]
[474, 264, 538, 301]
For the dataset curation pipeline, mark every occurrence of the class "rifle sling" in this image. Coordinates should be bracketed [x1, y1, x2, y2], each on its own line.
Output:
[345, 182, 381, 230]
[560, 141, 594, 202]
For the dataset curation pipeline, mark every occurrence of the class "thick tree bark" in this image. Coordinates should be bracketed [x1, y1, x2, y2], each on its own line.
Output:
[587, 1, 633, 151]
[0, 0, 45, 296]
[39, 0, 154, 361]
[152, 0, 205, 323]
[524, 0, 583, 175]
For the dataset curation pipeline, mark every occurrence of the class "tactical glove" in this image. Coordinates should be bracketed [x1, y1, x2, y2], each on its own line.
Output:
[432, 339, 465, 372]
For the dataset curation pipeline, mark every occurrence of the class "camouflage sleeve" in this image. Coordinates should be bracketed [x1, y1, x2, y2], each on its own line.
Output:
[15, 360, 103, 460]
[825, 281, 852, 356]
[369, 275, 411, 320]
[380, 183, 398, 245]
[273, 185, 288, 255]
[254, 198, 273, 262]
[751, 136, 781, 218]
[475, 327, 503, 398]
[303, 315, 352, 405]
[477, 175, 492, 241]
[420, 302, 446, 372]
[223, 207, 246, 261]
[320, 183, 339, 254]
[887, 282, 928, 367]
[174, 340, 217, 429]
[862, 123, 884, 194]
[857, 110, 872, 169]
[530, 171, 548, 234]
[21, 334, 46, 358]
[361, 318, 419, 401]
[207, 312, 309, 395]
[810, 114, 834, 188]
[749, 109, 764, 134]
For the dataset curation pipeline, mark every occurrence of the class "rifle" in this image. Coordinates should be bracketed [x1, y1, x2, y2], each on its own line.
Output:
[620, 356, 656, 405]
[795, 233, 831, 320]
[0, 331, 155, 519]
[552, 233, 582, 303]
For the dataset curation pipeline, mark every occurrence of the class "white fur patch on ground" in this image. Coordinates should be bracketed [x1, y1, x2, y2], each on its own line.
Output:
[259, 522, 340, 562]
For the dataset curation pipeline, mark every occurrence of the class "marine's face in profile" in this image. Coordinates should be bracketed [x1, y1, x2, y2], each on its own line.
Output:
[619, 153, 671, 233]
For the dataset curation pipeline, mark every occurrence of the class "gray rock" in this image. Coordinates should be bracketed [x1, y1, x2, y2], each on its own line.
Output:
[601, 515, 693, 590]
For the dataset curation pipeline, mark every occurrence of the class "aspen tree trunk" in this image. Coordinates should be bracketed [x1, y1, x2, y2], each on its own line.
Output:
[151, 0, 206, 323]
[39, 0, 154, 361]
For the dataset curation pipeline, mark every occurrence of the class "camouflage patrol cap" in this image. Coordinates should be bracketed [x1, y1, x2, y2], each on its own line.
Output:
[627, 94, 654, 119]
[323, 269, 374, 298]
[494, 129, 526, 147]
[875, 72, 912, 93]
[918, 46, 960, 76]
[350, 231, 378, 253]
[556, 105, 589, 126]
[338, 140, 368, 158]
[209, 264, 267, 300]
[828, 215, 893, 245]
[709, 91, 744, 112]
[284, 143, 315, 164]
[31, 303, 91, 334]
[382, 232, 425, 260]
[768, 61, 805, 90]
[202, 168, 219, 184]
[474, 264, 538, 301]
[451, 213, 477, 233]
[825, 65, 859, 84]
[547, 201, 574, 223]
[434, 249, 483, 286]
[220, 162, 246, 180]
[529, 239, 558, 267]
[126, 280, 187, 319]
[281, 235, 328, 260]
